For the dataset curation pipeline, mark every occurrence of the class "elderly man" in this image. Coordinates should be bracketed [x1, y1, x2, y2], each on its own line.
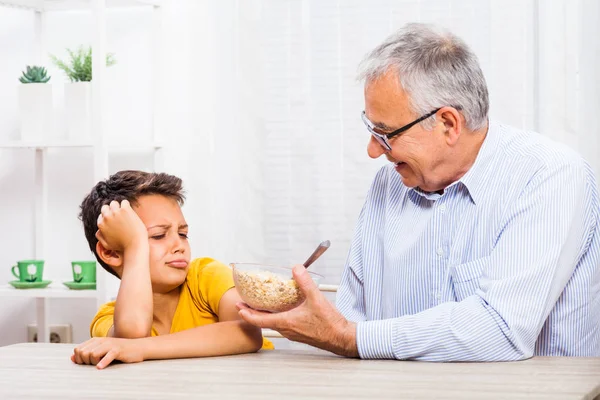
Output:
[238, 23, 600, 361]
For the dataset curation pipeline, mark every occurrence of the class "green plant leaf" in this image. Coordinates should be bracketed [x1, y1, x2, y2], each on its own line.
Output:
[50, 45, 116, 82]
[18, 65, 51, 83]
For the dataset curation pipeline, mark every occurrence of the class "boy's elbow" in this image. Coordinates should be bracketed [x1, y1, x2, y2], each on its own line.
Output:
[114, 323, 152, 339]
[244, 324, 264, 353]
[250, 333, 264, 353]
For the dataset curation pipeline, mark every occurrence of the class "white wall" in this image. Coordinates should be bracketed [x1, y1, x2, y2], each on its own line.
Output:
[1, 0, 598, 346]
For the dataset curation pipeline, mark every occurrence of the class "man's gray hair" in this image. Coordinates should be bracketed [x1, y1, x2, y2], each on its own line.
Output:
[357, 23, 489, 131]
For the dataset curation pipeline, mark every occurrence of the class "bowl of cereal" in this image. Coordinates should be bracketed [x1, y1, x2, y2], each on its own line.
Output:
[230, 263, 324, 313]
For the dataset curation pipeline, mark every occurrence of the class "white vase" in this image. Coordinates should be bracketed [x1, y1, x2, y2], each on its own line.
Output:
[64, 82, 91, 142]
[18, 83, 53, 142]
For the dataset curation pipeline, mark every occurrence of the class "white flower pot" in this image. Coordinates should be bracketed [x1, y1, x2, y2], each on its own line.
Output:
[18, 83, 53, 142]
[64, 82, 91, 141]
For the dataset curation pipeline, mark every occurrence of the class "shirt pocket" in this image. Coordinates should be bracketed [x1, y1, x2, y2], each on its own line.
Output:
[450, 256, 489, 302]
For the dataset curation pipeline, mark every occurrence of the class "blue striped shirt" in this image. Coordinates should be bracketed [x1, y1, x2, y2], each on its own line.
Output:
[336, 121, 600, 361]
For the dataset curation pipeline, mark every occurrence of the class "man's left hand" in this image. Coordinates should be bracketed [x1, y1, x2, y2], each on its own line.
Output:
[237, 265, 359, 358]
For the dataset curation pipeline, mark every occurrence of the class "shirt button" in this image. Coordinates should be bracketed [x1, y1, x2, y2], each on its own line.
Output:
[436, 247, 444, 256]
[436, 293, 442, 300]
[438, 204, 446, 213]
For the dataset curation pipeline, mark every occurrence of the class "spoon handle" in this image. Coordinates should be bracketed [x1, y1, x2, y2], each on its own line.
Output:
[303, 240, 331, 268]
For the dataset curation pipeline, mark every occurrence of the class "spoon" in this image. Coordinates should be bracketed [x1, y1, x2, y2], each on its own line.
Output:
[302, 240, 331, 268]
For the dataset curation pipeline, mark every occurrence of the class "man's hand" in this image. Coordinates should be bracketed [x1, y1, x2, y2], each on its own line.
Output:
[96, 200, 148, 252]
[71, 337, 145, 369]
[237, 265, 359, 358]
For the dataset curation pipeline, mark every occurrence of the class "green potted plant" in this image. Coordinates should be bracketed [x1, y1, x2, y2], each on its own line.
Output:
[50, 46, 116, 141]
[19, 66, 51, 84]
[17, 65, 53, 142]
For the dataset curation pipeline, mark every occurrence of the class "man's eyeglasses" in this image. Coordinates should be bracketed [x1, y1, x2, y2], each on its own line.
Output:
[361, 108, 441, 151]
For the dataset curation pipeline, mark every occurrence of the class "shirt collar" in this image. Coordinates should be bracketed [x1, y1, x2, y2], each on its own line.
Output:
[456, 119, 501, 205]
[409, 119, 500, 205]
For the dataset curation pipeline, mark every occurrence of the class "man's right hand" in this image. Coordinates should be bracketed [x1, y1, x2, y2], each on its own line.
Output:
[96, 199, 148, 252]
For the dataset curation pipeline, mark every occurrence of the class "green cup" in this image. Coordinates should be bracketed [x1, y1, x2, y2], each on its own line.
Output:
[11, 260, 45, 283]
[71, 261, 96, 283]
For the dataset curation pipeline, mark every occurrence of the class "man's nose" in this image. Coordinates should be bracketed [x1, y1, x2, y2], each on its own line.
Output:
[367, 136, 387, 159]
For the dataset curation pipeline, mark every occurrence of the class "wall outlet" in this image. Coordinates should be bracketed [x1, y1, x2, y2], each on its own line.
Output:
[27, 324, 73, 343]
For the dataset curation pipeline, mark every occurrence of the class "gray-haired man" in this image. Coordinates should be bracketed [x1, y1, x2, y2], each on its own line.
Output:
[238, 23, 600, 361]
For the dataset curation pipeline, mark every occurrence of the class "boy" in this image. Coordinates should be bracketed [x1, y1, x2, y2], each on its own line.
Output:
[71, 170, 272, 369]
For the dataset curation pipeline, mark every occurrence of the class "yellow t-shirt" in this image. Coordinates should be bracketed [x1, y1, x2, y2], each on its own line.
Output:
[90, 257, 273, 350]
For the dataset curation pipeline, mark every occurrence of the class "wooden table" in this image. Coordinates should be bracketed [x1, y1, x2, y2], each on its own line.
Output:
[1, 343, 599, 399]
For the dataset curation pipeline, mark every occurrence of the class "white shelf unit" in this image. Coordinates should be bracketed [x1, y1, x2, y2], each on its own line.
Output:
[0, 141, 164, 150]
[1, 0, 166, 342]
[0, 283, 98, 299]
[0, 0, 161, 11]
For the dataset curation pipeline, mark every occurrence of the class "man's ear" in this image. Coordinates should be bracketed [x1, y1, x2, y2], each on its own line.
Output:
[95, 241, 124, 277]
[438, 106, 462, 146]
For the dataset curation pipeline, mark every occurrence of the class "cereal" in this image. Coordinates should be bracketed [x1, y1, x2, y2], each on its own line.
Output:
[233, 269, 305, 312]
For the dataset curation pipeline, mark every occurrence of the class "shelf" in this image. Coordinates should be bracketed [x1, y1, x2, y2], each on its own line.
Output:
[0, 141, 163, 150]
[0, 283, 97, 298]
[0, 0, 161, 12]
[0, 141, 93, 149]
[107, 142, 164, 152]
[0, 0, 165, 342]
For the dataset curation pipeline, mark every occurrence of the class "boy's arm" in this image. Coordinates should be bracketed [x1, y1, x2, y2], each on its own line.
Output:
[141, 288, 263, 359]
[96, 200, 153, 338]
[74, 288, 264, 369]
[112, 241, 153, 338]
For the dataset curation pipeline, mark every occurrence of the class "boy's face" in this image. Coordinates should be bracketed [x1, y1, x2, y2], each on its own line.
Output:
[132, 194, 191, 292]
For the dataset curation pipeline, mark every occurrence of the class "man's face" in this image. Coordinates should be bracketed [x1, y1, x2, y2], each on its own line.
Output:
[363, 70, 447, 192]
[132, 194, 191, 292]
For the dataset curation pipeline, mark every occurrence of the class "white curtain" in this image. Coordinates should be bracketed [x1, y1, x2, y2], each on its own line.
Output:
[169, 0, 600, 285]
[3, 0, 594, 288]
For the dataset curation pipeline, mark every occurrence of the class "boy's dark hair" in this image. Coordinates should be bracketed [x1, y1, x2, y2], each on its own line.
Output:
[78, 170, 186, 278]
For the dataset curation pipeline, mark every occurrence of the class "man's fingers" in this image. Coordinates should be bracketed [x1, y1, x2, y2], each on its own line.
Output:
[238, 307, 282, 330]
[238, 307, 265, 327]
[120, 199, 131, 210]
[292, 265, 320, 299]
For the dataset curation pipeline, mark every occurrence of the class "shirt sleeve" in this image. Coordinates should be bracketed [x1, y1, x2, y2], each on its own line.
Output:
[188, 258, 274, 350]
[355, 161, 596, 361]
[192, 258, 236, 317]
[336, 204, 368, 323]
[89, 301, 116, 338]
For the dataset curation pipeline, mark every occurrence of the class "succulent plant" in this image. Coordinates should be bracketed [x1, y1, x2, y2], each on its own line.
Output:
[19, 65, 51, 83]
[50, 46, 116, 82]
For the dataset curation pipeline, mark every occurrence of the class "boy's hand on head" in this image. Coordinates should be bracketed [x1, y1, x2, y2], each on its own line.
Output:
[96, 199, 148, 252]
